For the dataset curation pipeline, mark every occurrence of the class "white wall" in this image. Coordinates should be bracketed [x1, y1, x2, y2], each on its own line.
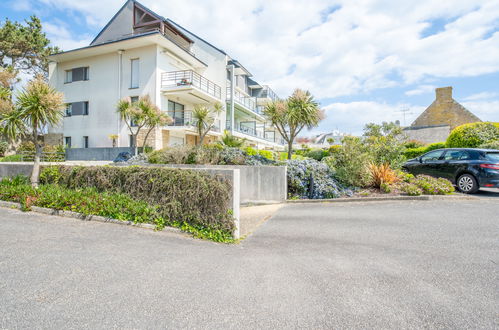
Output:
[49, 45, 158, 148]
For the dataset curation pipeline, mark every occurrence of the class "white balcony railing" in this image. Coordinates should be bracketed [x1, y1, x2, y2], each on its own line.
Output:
[161, 70, 222, 100]
[167, 110, 220, 132]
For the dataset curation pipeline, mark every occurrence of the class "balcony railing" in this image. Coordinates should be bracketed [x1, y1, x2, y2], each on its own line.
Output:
[227, 87, 262, 115]
[226, 121, 284, 144]
[260, 86, 279, 101]
[161, 70, 222, 100]
[167, 110, 220, 132]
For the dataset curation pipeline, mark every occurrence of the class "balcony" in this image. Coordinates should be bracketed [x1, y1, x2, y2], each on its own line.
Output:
[226, 121, 284, 144]
[161, 70, 222, 103]
[167, 110, 221, 133]
[226, 87, 265, 117]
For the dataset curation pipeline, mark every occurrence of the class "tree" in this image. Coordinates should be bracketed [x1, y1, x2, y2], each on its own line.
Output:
[1, 77, 64, 187]
[219, 129, 245, 147]
[0, 16, 60, 75]
[363, 121, 406, 168]
[192, 103, 222, 146]
[264, 89, 323, 159]
[139, 97, 171, 149]
[116, 95, 171, 154]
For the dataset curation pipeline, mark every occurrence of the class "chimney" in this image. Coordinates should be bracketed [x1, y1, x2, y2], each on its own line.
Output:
[435, 86, 452, 102]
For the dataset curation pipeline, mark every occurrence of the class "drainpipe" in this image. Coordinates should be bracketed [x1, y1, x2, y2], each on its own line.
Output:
[117, 50, 124, 147]
[227, 64, 235, 133]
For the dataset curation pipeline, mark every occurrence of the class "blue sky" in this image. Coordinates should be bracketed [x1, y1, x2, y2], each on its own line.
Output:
[2, 0, 499, 135]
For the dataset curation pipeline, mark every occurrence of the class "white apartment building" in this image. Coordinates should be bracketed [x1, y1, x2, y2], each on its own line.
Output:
[47, 0, 284, 150]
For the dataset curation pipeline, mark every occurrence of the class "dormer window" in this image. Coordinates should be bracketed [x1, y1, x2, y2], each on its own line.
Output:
[65, 67, 89, 83]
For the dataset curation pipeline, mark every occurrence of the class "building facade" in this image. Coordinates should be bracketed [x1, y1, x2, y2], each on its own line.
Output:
[404, 86, 482, 143]
[48, 0, 284, 150]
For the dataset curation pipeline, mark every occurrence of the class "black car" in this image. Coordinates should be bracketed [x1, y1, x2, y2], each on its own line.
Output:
[402, 148, 499, 193]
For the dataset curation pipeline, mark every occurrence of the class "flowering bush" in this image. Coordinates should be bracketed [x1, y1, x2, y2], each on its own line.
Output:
[410, 175, 455, 195]
[399, 183, 423, 196]
[286, 158, 351, 199]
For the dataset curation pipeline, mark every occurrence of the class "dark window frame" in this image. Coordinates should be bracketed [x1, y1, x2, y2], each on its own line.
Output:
[64, 136, 72, 148]
[83, 136, 89, 148]
[64, 67, 89, 83]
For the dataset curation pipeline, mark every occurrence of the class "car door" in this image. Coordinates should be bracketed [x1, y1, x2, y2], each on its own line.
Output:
[440, 150, 471, 182]
[416, 150, 446, 176]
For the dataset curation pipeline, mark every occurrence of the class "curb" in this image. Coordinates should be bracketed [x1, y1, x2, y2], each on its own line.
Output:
[0, 201, 182, 234]
[286, 194, 478, 203]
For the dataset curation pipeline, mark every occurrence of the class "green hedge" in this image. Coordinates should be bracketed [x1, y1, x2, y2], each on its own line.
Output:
[403, 142, 446, 159]
[446, 122, 499, 148]
[39, 166, 235, 239]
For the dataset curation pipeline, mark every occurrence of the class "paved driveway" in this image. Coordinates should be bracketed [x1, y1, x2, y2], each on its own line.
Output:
[1, 199, 498, 329]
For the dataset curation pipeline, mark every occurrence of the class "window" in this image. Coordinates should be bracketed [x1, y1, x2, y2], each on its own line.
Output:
[130, 58, 139, 88]
[65, 104, 72, 117]
[83, 136, 89, 148]
[421, 150, 444, 163]
[64, 137, 71, 148]
[65, 67, 89, 83]
[444, 150, 470, 161]
[65, 101, 89, 116]
[129, 96, 139, 126]
[167, 100, 185, 125]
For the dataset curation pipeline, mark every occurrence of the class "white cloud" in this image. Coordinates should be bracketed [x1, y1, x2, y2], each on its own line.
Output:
[462, 92, 498, 101]
[405, 85, 436, 96]
[461, 100, 499, 122]
[26, 0, 499, 99]
[42, 21, 92, 50]
[10, 0, 499, 133]
[311, 101, 426, 136]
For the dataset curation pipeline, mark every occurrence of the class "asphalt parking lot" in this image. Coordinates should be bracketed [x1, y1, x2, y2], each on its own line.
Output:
[1, 198, 498, 329]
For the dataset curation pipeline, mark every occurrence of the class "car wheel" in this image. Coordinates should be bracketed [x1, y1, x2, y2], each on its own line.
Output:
[457, 174, 479, 194]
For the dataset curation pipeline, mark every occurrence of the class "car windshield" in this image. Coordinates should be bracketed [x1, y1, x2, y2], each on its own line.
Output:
[485, 152, 499, 162]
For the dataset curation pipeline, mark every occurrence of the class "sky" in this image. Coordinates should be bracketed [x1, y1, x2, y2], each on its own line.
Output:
[1, 0, 499, 136]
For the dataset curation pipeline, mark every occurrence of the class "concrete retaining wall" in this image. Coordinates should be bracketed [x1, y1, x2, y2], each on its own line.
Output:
[0, 162, 241, 238]
[66, 147, 134, 161]
[133, 164, 287, 204]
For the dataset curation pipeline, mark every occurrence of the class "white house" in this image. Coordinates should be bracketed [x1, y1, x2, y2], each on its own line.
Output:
[47, 0, 284, 150]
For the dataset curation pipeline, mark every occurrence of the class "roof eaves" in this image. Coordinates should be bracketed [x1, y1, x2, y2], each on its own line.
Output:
[167, 18, 227, 56]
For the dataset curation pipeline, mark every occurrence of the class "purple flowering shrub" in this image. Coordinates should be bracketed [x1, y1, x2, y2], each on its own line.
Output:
[286, 159, 352, 199]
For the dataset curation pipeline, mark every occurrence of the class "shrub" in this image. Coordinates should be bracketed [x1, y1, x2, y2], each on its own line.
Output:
[363, 122, 406, 168]
[148, 145, 196, 164]
[39, 166, 235, 236]
[303, 149, 327, 161]
[479, 139, 499, 150]
[399, 183, 423, 196]
[368, 163, 398, 188]
[404, 140, 425, 149]
[446, 122, 499, 148]
[258, 149, 274, 160]
[403, 142, 446, 159]
[244, 146, 258, 156]
[0, 141, 8, 157]
[323, 136, 372, 188]
[286, 158, 351, 199]
[0, 154, 23, 162]
[410, 175, 454, 195]
[380, 182, 392, 193]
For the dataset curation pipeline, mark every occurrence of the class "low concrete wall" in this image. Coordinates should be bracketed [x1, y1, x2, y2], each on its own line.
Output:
[134, 164, 287, 204]
[0, 162, 241, 239]
[66, 147, 134, 161]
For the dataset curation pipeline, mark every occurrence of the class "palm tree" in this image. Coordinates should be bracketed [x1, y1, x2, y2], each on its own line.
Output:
[264, 89, 323, 159]
[192, 102, 222, 146]
[2, 76, 64, 187]
[219, 130, 245, 147]
[139, 97, 172, 150]
[116, 95, 171, 154]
